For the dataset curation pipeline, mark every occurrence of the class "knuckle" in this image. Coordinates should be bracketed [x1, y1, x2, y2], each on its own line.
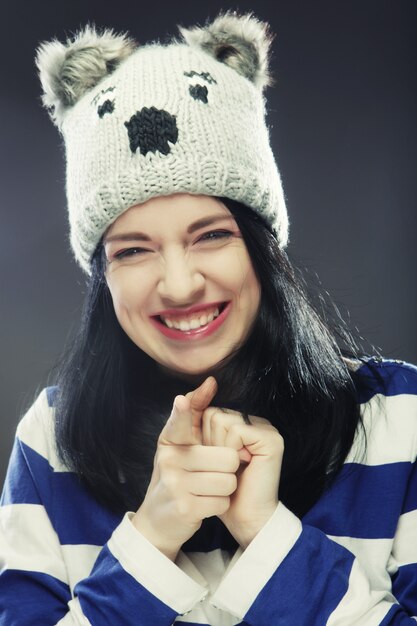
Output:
[228, 423, 245, 442]
[211, 409, 226, 427]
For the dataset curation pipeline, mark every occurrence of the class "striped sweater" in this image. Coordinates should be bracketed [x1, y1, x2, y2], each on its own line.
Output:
[1, 358, 416, 625]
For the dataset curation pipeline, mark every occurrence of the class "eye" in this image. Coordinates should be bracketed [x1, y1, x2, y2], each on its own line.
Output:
[112, 247, 152, 261]
[189, 84, 208, 103]
[97, 98, 115, 118]
[198, 230, 233, 242]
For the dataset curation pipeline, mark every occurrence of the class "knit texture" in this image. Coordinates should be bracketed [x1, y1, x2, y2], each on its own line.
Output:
[36, 13, 288, 273]
[1, 358, 417, 623]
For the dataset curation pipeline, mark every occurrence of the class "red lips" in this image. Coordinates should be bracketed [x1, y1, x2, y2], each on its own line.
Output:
[150, 302, 231, 341]
[153, 301, 226, 319]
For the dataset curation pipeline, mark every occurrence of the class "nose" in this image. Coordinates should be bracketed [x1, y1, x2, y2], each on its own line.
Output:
[157, 250, 205, 305]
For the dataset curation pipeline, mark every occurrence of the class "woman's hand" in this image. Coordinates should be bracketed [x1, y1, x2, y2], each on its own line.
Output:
[201, 406, 284, 549]
[131, 377, 241, 561]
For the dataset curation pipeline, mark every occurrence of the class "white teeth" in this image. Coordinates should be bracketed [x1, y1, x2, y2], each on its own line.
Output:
[161, 306, 221, 331]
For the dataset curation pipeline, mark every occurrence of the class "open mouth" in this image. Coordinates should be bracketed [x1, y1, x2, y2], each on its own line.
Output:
[156, 302, 228, 331]
[150, 302, 230, 338]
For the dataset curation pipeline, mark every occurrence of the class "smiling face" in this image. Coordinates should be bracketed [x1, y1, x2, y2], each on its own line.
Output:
[104, 193, 261, 378]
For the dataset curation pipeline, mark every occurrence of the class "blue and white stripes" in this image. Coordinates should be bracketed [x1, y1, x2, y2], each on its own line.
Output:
[1, 358, 416, 625]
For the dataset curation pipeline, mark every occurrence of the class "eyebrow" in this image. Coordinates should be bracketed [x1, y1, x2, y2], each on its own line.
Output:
[104, 214, 234, 243]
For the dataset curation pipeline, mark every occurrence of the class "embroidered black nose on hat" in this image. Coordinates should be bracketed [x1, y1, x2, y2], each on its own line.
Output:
[36, 11, 288, 273]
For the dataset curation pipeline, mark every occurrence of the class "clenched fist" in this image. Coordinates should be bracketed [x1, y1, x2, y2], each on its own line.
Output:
[132, 377, 284, 559]
[201, 406, 283, 548]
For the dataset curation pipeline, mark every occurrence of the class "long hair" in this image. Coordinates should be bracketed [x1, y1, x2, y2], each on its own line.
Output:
[54, 198, 363, 518]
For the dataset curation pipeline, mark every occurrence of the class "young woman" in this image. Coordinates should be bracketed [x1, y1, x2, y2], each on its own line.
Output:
[1, 12, 416, 626]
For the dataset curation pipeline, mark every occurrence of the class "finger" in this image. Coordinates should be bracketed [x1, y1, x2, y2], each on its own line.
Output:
[212, 409, 240, 448]
[186, 376, 217, 444]
[202, 406, 214, 447]
[186, 471, 237, 497]
[180, 445, 240, 473]
[225, 423, 283, 459]
[202, 407, 252, 463]
[160, 394, 199, 445]
[203, 408, 230, 448]
[160, 378, 218, 447]
[187, 376, 218, 413]
[186, 376, 218, 445]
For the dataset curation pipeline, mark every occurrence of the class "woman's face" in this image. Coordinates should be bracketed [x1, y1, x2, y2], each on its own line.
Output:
[104, 193, 261, 378]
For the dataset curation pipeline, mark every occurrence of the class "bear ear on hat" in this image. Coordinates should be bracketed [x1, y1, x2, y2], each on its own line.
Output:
[35, 25, 137, 128]
[178, 11, 275, 91]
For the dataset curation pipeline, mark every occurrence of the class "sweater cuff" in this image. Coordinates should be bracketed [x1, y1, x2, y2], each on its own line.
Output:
[210, 502, 302, 618]
[108, 512, 208, 615]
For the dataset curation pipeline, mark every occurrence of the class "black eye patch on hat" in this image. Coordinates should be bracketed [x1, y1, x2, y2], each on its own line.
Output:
[184, 69, 217, 104]
[97, 99, 115, 117]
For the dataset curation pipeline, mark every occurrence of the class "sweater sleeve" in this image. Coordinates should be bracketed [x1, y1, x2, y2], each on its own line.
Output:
[210, 360, 417, 625]
[211, 501, 417, 625]
[0, 390, 207, 626]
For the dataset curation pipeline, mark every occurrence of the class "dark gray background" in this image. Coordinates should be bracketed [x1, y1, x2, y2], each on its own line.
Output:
[1, 0, 416, 486]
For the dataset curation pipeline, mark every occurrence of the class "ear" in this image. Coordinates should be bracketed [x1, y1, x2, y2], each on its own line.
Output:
[35, 25, 137, 127]
[178, 11, 275, 91]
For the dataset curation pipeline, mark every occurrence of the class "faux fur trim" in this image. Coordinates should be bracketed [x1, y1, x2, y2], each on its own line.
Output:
[178, 10, 275, 90]
[36, 25, 136, 127]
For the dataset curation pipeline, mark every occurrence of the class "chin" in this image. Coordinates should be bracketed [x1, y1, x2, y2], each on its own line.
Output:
[165, 362, 216, 378]
[162, 352, 234, 382]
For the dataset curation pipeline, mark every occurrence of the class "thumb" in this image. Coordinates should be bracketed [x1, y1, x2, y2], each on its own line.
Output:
[186, 376, 218, 414]
[160, 377, 218, 446]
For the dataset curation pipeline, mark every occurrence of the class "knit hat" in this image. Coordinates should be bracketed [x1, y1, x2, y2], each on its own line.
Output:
[36, 11, 288, 273]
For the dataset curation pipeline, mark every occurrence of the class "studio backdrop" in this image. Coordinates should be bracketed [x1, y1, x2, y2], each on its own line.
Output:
[1, 0, 416, 486]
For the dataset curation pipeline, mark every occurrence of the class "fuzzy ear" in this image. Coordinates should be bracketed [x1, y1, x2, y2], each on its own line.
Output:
[178, 11, 274, 90]
[35, 25, 137, 127]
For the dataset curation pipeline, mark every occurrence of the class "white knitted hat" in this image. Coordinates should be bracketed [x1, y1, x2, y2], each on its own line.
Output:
[36, 11, 288, 273]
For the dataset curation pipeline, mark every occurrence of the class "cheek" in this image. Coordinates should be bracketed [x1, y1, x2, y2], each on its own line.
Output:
[249, 275, 261, 308]
[221, 250, 260, 300]
[106, 272, 147, 322]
